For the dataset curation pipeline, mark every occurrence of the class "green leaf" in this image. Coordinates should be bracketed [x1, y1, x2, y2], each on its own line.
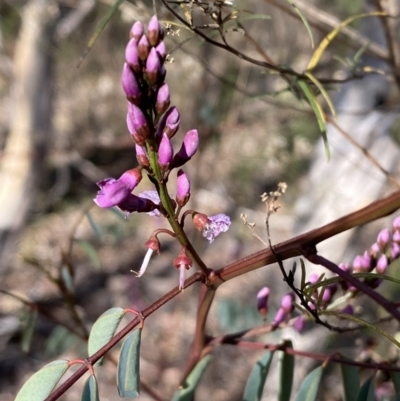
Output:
[341, 362, 360, 401]
[77, 0, 125, 67]
[300, 259, 306, 290]
[285, 0, 314, 48]
[295, 366, 323, 401]
[15, 360, 69, 401]
[117, 328, 142, 398]
[20, 308, 38, 352]
[81, 375, 100, 401]
[243, 351, 274, 401]
[171, 355, 213, 401]
[391, 371, 400, 395]
[88, 307, 125, 365]
[278, 340, 295, 401]
[297, 80, 329, 159]
[356, 375, 375, 401]
[305, 72, 336, 118]
[307, 11, 386, 71]
[61, 266, 75, 293]
[77, 240, 101, 270]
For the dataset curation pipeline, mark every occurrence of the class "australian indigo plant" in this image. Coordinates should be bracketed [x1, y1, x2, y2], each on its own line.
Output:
[13, 13, 400, 401]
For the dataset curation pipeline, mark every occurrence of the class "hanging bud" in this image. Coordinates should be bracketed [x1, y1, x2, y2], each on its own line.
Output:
[122, 63, 141, 104]
[158, 133, 173, 170]
[156, 41, 167, 60]
[127, 103, 150, 144]
[192, 213, 209, 232]
[135, 144, 150, 167]
[138, 35, 150, 61]
[147, 15, 161, 46]
[176, 169, 190, 207]
[377, 228, 391, 251]
[272, 308, 287, 327]
[281, 293, 295, 314]
[125, 39, 141, 73]
[172, 129, 199, 168]
[173, 248, 193, 290]
[155, 83, 170, 115]
[145, 236, 161, 254]
[145, 47, 161, 85]
[164, 106, 181, 138]
[257, 287, 270, 318]
[130, 21, 144, 41]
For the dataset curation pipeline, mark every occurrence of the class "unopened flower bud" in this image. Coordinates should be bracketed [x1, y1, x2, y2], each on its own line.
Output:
[145, 236, 161, 254]
[352, 255, 364, 273]
[147, 15, 161, 46]
[145, 48, 161, 85]
[281, 293, 295, 313]
[393, 230, 400, 244]
[156, 41, 167, 60]
[257, 287, 270, 317]
[176, 169, 190, 206]
[125, 38, 141, 72]
[338, 263, 351, 290]
[138, 35, 150, 61]
[127, 103, 150, 144]
[322, 287, 333, 304]
[192, 213, 209, 231]
[391, 242, 400, 259]
[377, 228, 391, 251]
[155, 83, 170, 115]
[376, 254, 388, 274]
[122, 63, 141, 104]
[272, 308, 287, 326]
[158, 133, 173, 170]
[370, 242, 380, 257]
[393, 216, 400, 231]
[293, 316, 305, 332]
[135, 144, 149, 167]
[164, 106, 181, 138]
[130, 21, 144, 41]
[172, 129, 199, 168]
[340, 305, 354, 315]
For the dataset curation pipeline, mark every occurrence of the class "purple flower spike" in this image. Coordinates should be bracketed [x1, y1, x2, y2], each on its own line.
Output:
[94, 169, 142, 208]
[158, 133, 173, 170]
[147, 15, 161, 46]
[176, 169, 190, 207]
[281, 293, 295, 313]
[122, 63, 141, 104]
[130, 21, 144, 41]
[257, 287, 270, 318]
[272, 308, 287, 326]
[138, 34, 150, 61]
[164, 106, 181, 138]
[393, 216, 400, 230]
[145, 47, 161, 85]
[377, 228, 391, 250]
[201, 214, 231, 243]
[172, 129, 199, 168]
[156, 83, 170, 115]
[125, 39, 141, 73]
[135, 144, 149, 167]
[156, 41, 167, 60]
[127, 103, 150, 144]
[376, 254, 388, 274]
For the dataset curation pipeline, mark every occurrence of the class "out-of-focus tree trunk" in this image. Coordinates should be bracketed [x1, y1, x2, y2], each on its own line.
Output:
[0, 0, 57, 265]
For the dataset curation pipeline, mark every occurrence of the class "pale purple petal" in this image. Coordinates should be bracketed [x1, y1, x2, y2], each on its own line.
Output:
[202, 214, 231, 243]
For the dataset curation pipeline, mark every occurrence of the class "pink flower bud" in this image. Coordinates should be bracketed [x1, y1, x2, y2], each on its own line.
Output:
[164, 106, 180, 138]
[155, 83, 170, 115]
[176, 169, 190, 206]
[147, 15, 161, 46]
[145, 47, 161, 85]
[393, 216, 400, 231]
[130, 21, 144, 41]
[391, 242, 400, 259]
[156, 41, 167, 60]
[377, 228, 391, 250]
[138, 34, 150, 61]
[125, 39, 141, 72]
[257, 287, 270, 317]
[370, 242, 380, 257]
[272, 308, 287, 326]
[393, 230, 400, 244]
[135, 144, 149, 167]
[376, 254, 388, 274]
[158, 133, 173, 169]
[127, 103, 150, 144]
[121, 63, 141, 104]
[340, 305, 354, 315]
[281, 293, 295, 313]
[172, 129, 199, 168]
[293, 316, 305, 332]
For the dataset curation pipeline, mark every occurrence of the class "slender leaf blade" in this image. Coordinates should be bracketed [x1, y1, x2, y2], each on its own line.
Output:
[356, 375, 375, 401]
[295, 366, 323, 401]
[286, 0, 314, 48]
[243, 351, 275, 401]
[88, 307, 125, 365]
[341, 362, 360, 401]
[81, 375, 100, 401]
[171, 355, 213, 401]
[305, 72, 336, 118]
[278, 340, 295, 401]
[117, 328, 142, 398]
[21, 308, 38, 352]
[15, 360, 69, 401]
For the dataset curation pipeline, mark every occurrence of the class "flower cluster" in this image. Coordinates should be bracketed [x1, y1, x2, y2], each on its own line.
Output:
[94, 16, 231, 287]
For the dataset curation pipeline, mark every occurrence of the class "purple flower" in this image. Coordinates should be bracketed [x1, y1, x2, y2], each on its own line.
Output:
[391, 242, 400, 259]
[147, 15, 161, 46]
[94, 169, 142, 208]
[125, 39, 140, 72]
[272, 308, 287, 326]
[176, 169, 190, 206]
[257, 287, 270, 317]
[138, 191, 161, 216]
[293, 315, 305, 332]
[370, 242, 380, 257]
[138, 34, 150, 61]
[145, 47, 162, 85]
[340, 305, 354, 315]
[155, 41, 167, 60]
[135, 144, 149, 167]
[377, 228, 391, 250]
[127, 103, 150, 145]
[393, 230, 400, 244]
[281, 293, 295, 313]
[376, 254, 388, 274]
[155, 83, 170, 115]
[201, 214, 231, 243]
[158, 133, 173, 169]
[393, 216, 400, 231]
